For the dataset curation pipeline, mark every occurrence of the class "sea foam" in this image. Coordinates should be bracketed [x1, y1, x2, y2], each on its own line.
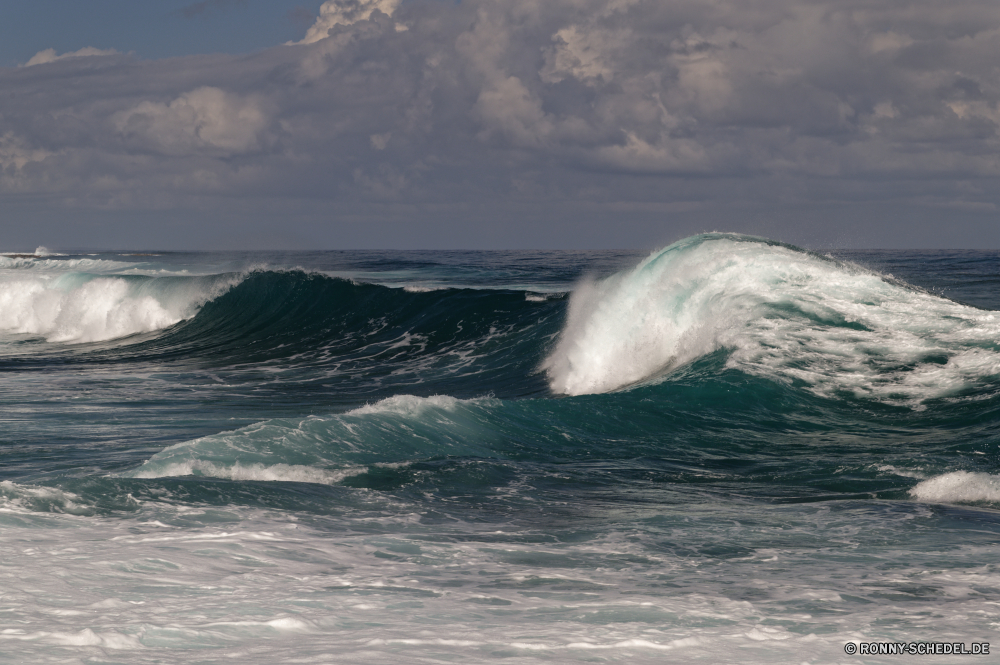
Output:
[909, 471, 1000, 504]
[130, 461, 363, 484]
[0, 480, 94, 516]
[0, 272, 240, 343]
[544, 234, 1000, 403]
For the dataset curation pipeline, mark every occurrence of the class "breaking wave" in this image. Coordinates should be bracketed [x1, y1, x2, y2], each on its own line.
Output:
[909, 471, 1000, 504]
[543, 233, 1000, 405]
[0, 271, 241, 343]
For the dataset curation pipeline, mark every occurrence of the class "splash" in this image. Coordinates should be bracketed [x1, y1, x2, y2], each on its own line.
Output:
[909, 471, 1000, 504]
[0, 272, 240, 344]
[544, 233, 1000, 403]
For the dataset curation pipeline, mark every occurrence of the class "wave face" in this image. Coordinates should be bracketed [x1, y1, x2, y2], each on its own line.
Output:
[0, 266, 561, 398]
[544, 234, 1000, 404]
[4, 242, 1000, 664]
[125, 395, 502, 483]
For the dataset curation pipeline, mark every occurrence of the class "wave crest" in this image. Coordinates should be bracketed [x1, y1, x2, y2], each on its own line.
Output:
[125, 395, 501, 483]
[543, 233, 1000, 404]
[0, 272, 241, 344]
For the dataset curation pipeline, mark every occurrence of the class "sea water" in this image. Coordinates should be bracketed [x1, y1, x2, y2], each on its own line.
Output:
[1, 234, 999, 663]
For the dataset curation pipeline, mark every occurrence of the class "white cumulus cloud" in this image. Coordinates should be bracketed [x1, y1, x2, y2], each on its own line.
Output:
[295, 0, 402, 44]
[23, 47, 118, 67]
[114, 87, 270, 156]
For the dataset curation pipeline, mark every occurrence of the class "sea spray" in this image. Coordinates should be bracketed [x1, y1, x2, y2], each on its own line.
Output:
[910, 471, 1000, 504]
[544, 233, 1000, 405]
[0, 271, 242, 343]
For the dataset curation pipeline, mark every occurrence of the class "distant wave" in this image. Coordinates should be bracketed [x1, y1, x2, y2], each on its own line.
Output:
[0, 255, 135, 272]
[543, 233, 1000, 405]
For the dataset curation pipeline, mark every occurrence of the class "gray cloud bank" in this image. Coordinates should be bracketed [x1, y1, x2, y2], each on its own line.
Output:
[2, 0, 998, 248]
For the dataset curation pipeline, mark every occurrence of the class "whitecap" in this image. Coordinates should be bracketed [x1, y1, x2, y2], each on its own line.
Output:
[544, 233, 1000, 405]
[0, 272, 242, 343]
[130, 461, 363, 485]
[909, 471, 1000, 504]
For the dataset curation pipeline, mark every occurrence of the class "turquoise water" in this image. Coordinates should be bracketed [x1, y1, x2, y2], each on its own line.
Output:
[2, 234, 999, 663]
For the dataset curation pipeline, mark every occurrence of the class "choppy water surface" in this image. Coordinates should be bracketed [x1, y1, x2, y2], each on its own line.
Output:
[2, 235, 999, 663]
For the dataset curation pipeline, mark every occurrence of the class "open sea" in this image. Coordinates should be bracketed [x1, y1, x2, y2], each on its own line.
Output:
[2, 233, 1000, 664]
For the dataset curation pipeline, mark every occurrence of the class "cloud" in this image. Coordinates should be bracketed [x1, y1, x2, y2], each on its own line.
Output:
[114, 87, 270, 156]
[541, 25, 628, 85]
[0, 132, 51, 170]
[1, 0, 999, 248]
[23, 47, 118, 67]
[296, 0, 402, 44]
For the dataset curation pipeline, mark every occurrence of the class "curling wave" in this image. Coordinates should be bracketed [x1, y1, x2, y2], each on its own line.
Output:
[543, 234, 1000, 404]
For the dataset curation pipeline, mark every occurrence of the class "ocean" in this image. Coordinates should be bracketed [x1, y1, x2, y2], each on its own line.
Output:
[1, 233, 999, 663]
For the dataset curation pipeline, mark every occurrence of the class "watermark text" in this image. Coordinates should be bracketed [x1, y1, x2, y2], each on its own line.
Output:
[844, 642, 989, 656]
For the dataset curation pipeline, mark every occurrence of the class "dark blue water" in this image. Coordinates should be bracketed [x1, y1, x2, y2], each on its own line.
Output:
[2, 235, 999, 663]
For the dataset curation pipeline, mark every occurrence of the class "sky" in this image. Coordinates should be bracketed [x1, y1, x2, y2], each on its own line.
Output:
[0, 0, 998, 250]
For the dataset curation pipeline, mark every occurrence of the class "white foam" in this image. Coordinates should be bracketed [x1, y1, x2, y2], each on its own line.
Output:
[348, 393, 488, 417]
[910, 471, 1000, 504]
[1, 498, 998, 664]
[544, 234, 1000, 404]
[0, 480, 93, 515]
[0, 255, 133, 271]
[0, 628, 143, 649]
[0, 272, 239, 343]
[130, 461, 362, 484]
